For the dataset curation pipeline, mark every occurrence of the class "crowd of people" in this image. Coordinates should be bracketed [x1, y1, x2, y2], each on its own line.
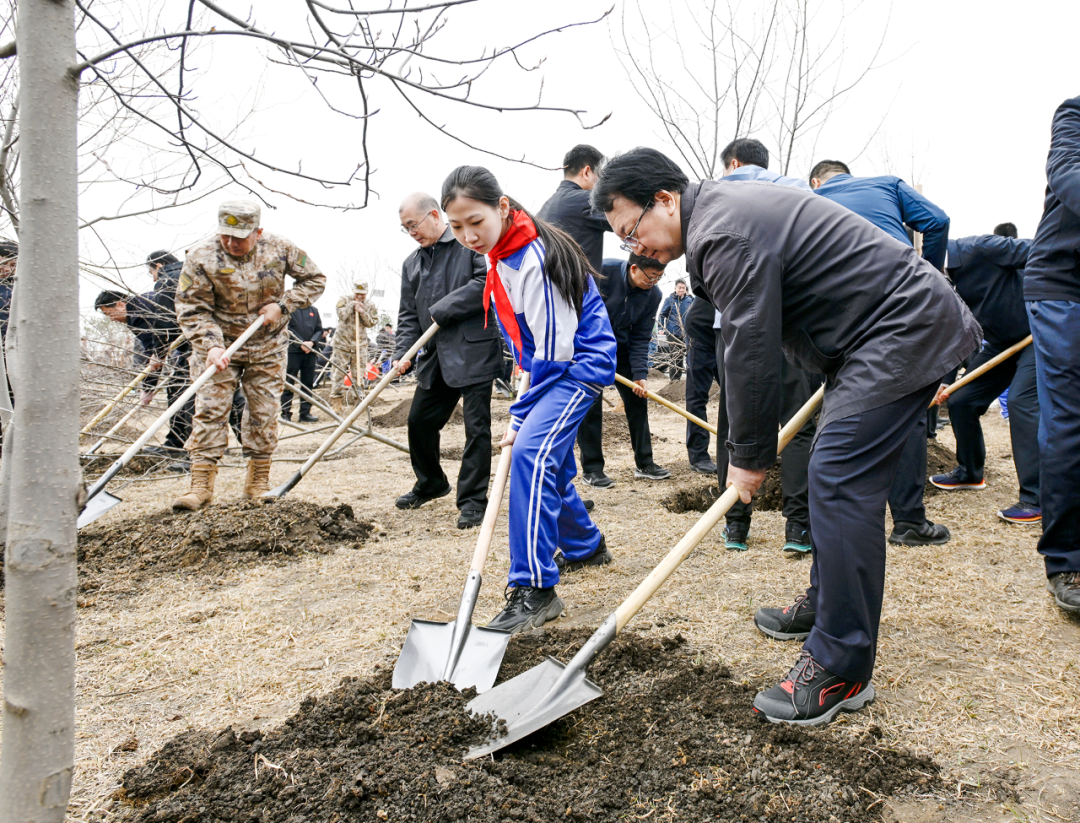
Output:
[66, 92, 1080, 728]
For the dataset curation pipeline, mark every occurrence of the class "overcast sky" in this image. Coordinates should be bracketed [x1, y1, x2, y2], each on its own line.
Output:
[65, 0, 1080, 329]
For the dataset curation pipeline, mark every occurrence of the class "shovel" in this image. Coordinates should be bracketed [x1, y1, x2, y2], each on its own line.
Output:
[80, 335, 184, 435]
[266, 322, 439, 498]
[78, 316, 266, 528]
[613, 373, 716, 434]
[464, 383, 824, 759]
[930, 334, 1032, 406]
[393, 372, 530, 694]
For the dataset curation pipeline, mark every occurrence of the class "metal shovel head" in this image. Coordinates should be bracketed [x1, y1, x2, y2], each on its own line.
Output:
[464, 655, 603, 759]
[392, 618, 511, 694]
[77, 490, 122, 529]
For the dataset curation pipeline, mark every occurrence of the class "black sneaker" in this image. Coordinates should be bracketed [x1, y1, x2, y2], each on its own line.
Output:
[582, 499, 595, 513]
[555, 535, 613, 572]
[754, 593, 815, 640]
[691, 459, 718, 474]
[298, 413, 319, 423]
[752, 650, 875, 726]
[888, 519, 950, 545]
[582, 471, 615, 488]
[457, 508, 484, 529]
[1047, 572, 1080, 614]
[723, 521, 749, 551]
[395, 485, 452, 509]
[634, 462, 671, 480]
[782, 521, 811, 554]
[487, 585, 565, 634]
[280, 414, 292, 423]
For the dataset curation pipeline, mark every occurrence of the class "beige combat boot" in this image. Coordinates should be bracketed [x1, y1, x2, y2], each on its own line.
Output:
[331, 396, 343, 415]
[242, 457, 273, 499]
[172, 462, 218, 510]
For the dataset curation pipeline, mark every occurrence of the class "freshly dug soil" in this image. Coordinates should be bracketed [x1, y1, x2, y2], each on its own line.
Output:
[373, 398, 463, 428]
[663, 463, 783, 513]
[120, 628, 941, 823]
[0, 500, 374, 594]
[656, 378, 686, 402]
[924, 440, 958, 498]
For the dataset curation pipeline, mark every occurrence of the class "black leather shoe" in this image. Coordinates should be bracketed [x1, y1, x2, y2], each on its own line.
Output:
[888, 519, 950, 546]
[1047, 572, 1080, 613]
[691, 459, 718, 474]
[582, 499, 594, 513]
[457, 508, 485, 529]
[555, 535, 613, 572]
[298, 413, 319, 423]
[395, 485, 452, 510]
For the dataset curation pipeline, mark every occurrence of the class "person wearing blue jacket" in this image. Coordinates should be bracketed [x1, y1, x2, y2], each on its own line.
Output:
[442, 165, 617, 634]
[577, 255, 668, 488]
[932, 226, 1040, 525]
[810, 159, 952, 547]
[1024, 94, 1080, 615]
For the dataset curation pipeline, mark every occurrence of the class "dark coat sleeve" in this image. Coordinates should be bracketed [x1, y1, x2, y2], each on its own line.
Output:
[310, 308, 324, 346]
[429, 251, 487, 327]
[627, 288, 662, 380]
[973, 235, 1031, 269]
[897, 180, 950, 270]
[1046, 98, 1080, 216]
[394, 261, 422, 361]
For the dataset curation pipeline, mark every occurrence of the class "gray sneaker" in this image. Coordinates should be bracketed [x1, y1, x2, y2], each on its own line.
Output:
[634, 463, 671, 480]
[582, 471, 616, 488]
[487, 586, 564, 634]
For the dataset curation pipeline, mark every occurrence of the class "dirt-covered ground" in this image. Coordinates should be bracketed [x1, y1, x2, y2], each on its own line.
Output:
[2, 379, 1078, 822]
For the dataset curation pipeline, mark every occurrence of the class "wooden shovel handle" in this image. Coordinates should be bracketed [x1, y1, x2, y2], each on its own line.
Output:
[614, 373, 717, 435]
[614, 383, 824, 632]
[932, 335, 1032, 407]
[80, 335, 184, 435]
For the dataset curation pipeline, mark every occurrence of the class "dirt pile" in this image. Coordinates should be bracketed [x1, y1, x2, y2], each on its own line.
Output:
[2, 500, 374, 595]
[656, 378, 685, 402]
[120, 629, 941, 823]
[924, 440, 958, 498]
[664, 465, 783, 513]
[373, 398, 463, 428]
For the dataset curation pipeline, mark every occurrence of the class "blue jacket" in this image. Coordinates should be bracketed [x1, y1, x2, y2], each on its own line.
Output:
[1025, 95, 1080, 302]
[946, 236, 1031, 348]
[724, 165, 812, 191]
[814, 174, 950, 270]
[599, 258, 662, 380]
[658, 291, 694, 338]
[0, 279, 11, 340]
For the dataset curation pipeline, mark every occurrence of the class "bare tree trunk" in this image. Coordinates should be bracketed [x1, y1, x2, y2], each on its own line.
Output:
[0, 1, 79, 821]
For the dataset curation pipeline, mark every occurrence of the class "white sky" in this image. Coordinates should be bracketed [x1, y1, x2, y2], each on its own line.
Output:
[63, 0, 1080, 329]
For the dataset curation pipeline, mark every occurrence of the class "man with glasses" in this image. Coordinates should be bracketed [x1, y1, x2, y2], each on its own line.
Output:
[393, 192, 503, 529]
[537, 144, 612, 274]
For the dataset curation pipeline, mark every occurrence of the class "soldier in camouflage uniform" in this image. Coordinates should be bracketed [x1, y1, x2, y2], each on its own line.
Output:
[172, 199, 326, 509]
[329, 281, 378, 413]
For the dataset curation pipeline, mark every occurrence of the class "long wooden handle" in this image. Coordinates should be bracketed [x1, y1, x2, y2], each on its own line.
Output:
[80, 335, 184, 435]
[614, 383, 824, 631]
[932, 335, 1032, 407]
[469, 371, 530, 573]
[614, 373, 717, 435]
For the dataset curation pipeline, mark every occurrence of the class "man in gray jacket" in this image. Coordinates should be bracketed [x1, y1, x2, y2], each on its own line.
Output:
[394, 192, 504, 529]
[594, 148, 980, 726]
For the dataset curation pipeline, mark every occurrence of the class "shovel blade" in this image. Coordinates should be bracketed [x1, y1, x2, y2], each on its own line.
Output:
[77, 490, 122, 529]
[392, 619, 511, 694]
[464, 656, 603, 759]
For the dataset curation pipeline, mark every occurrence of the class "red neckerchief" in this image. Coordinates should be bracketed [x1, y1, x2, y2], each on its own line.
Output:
[484, 209, 538, 361]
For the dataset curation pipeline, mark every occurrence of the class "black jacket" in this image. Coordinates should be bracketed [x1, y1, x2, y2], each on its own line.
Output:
[537, 180, 611, 273]
[394, 227, 502, 389]
[1025, 95, 1080, 302]
[126, 293, 181, 359]
[599, 259, 662, 380]
[947, 235, 1031, 348]
[682, 180, 981, 470]
[287, 305, 324, 353]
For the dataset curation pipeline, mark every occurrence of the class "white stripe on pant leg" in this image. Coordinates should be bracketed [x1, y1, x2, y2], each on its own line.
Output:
[525, 387, 588, 587]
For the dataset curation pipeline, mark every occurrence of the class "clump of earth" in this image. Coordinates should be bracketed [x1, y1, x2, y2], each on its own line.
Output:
[119, 628, 941, 823]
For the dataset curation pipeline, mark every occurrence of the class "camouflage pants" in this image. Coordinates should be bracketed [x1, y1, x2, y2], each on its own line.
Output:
[186, 349, 285, 462]
[328, 345, 361, 402]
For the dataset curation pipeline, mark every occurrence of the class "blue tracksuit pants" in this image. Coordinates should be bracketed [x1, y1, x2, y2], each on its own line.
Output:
[508, 376, 603, 588]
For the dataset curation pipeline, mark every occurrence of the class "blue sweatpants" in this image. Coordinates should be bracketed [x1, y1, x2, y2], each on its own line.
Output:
[508, 377, 603, 588]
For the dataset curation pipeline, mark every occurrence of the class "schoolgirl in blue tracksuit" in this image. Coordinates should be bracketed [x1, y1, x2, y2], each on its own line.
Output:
[441, 165, 617, 633]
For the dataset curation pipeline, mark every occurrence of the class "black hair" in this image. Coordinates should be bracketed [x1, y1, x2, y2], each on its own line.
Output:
[441, 165, 593, 317]
[591, 147, 689, 212]
[146, 249, 179, 267]
[628, 252, 665, 272]
[674, 278, 687, 288]
[721, 138, 769, 170]
[994, 222, 1018, 238]
[808, 159, 850, 184]
[95, 290, 128, 310]
[563, 144, 605, 178]
[0, 240, 18, 260]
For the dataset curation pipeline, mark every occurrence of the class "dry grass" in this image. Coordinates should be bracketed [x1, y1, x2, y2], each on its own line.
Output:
[2, 382, 1078, 822]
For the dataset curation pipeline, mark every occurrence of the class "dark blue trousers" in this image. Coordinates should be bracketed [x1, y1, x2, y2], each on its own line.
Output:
[684, 332, 720, 465]
[803, 382, 938, 682]
[1027, 301, 1080, 576]
[947, 342, 1040, 505]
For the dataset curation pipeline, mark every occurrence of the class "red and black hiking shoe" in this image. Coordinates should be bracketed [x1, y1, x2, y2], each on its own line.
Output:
[752, 650, 875, 726]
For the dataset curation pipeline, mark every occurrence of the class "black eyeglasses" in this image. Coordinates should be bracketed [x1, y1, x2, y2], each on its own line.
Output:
[401, 212, 434, 235]
[619, 201, 652, 253]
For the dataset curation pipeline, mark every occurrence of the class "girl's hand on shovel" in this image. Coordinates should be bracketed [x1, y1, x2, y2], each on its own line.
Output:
[727, 465, 766, 505]
[499, 428, 517, 448]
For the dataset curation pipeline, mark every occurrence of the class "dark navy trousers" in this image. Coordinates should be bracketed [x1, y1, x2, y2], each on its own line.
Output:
[577, 358, 654, 473]
[1027, 301, 1080, 577]
[803, 382, 938, 683]
[684, 331, 720, 465]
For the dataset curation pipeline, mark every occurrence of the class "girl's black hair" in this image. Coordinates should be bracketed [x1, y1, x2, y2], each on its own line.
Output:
[441, 165, 594, 317]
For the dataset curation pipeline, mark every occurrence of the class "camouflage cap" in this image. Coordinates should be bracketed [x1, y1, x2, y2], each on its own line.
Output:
[217, 199, 261, 238]
[353, 281, 368, 294]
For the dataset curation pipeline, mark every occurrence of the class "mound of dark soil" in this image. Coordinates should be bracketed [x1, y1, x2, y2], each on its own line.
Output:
[3, 501, 374, 597]
[656, 379, 685, 402]
[924, 440, 958, 498]
[664, 464, 783, 513]
[120, 629, 941, 823]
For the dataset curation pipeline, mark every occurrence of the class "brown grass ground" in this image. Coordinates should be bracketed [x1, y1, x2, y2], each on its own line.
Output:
[3, 380, 1079, 822]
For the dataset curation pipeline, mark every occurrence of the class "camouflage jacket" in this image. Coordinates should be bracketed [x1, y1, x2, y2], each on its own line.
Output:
[332, 296, 378, 349]
[176, 231, 326, 354]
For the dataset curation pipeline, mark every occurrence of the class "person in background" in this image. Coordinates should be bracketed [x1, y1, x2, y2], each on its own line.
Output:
[657, 279, 693, 380]
[537, 144, 612, 275]
[280, 303, 324, 423]
[329, 282, 378, 413]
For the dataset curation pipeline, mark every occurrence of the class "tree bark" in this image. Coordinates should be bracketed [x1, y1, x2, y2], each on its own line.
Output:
[0, 0, 80, 820]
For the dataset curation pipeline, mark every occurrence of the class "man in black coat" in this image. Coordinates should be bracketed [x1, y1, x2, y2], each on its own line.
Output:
[1024, 94, 1080, 615]
[576, 255, 669, 488]
[537, 144, 611, 274]
[595, 148, 980, 726]
[280, 304, 324, 423]
[394, 192, 504, 529]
